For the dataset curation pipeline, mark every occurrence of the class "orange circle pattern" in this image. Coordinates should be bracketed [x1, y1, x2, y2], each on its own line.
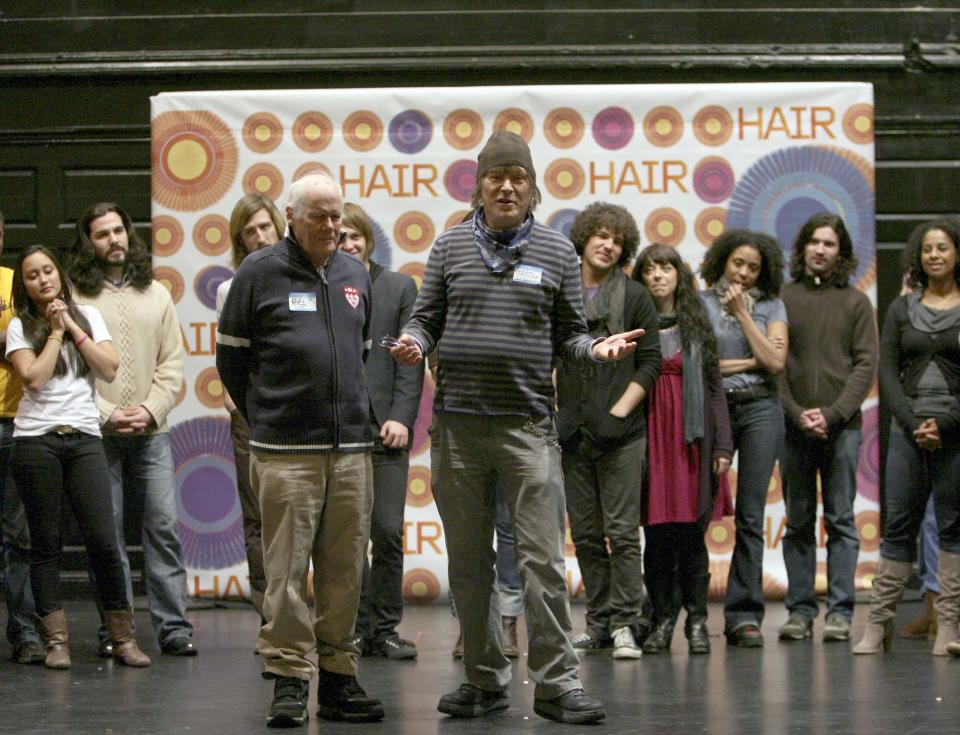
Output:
[843, 103, 874, 145]
[192, 215, 230, 256]
[293, 161, 332, 182]
[393, 212, 435, 253]
[402, 569, 441, 604]
[644, 207, 686, 246]
[544, 107, 585, 149]
[544, 158, 585, 200]
[153, 266, 185, 303]
[174, 380, 187, 407]
[856, 509, 881, 552]
[293, 111, 333, 152]
[152, 110, 238, 211]
[242, 111, 283, 153]
[706, 518, 736, 555]
[195, 366, 225, 409]
[693, 105, 734, 147]
[443, 109, 485, 150]
[398, 261, 426, 289]
[493, 108, 534, 142]
[406, 465, 434, 508]
[242, 163, 284, 201]
[694, 207, 727, 247]
[643, 106, 684, 147]
[444, 210, 471, 231]
[343, 110, 384, 152]
[151, 215, 184, 257]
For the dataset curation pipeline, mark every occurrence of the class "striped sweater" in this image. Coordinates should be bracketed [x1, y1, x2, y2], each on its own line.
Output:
[404, 220, 595, 418]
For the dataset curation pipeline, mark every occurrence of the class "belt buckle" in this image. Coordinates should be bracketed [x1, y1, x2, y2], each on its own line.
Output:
[54, 425, 77, 435]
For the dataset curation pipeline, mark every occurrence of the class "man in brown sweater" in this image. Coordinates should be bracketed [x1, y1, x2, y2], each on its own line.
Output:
[777, 212, 878, 643]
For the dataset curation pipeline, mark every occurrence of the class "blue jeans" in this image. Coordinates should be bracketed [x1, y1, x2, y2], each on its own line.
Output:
[494, 481, 524, 617]
[723, 396, 784, 634]
[918, 495, 940, 595]
[101, 434, 193, 645]
[781, 424, 861, 621]
[881, 425, 960, 561]
[1, 418, 39, 646]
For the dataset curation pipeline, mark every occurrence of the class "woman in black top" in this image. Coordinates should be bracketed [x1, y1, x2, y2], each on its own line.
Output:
[854, 218, 960, 655]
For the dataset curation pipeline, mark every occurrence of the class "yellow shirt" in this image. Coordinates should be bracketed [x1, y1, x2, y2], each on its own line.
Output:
[0, 267, 24, 417]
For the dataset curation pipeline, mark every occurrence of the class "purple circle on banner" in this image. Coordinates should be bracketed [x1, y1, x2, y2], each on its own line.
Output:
[857, 405, 880, 502]
[693, 158, 735, 204]
[592, 107, 634, 150]
[444, 159, 478, 203]
[389, 110, 433, 154]
[195, 265, 233, 311]
[546, 209, 581, 239]
[171, 416, 246, 570]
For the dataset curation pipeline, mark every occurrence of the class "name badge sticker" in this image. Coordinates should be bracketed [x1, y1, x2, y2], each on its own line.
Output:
[513, 264, 543, 286]
[288, 292, 317, 311]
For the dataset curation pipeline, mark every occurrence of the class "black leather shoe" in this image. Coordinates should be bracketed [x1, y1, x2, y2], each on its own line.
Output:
[266, 676, 308, 728]
[161, 637, 198, 656]
[375, 635, 417, 660]
[642, 619, 675, 655]
[315, 669, 384, 722]
[534, 688, 606, 724]
[726, 624, 764, 648]
[437, 683, 509, 718]
[686, 618, 711, 654]
[97, 638, 114, 658]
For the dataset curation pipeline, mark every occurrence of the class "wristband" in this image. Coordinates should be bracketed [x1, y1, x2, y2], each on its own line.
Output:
[75, 333, 88, 346]
[48, 335, 63, 344]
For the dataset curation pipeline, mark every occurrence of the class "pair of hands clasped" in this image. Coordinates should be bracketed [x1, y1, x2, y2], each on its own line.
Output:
[914, 418, 941, 452]
[389, 329, 647, 365]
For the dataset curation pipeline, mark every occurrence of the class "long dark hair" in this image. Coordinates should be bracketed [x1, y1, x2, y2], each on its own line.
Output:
[903, 218, 960, 290]
[69, 202, 153, 296]
[634, 243, 718, 369]
[700, 229, 784, 298]
[12, 245, 93, 379]
[789, 212, 857, 285]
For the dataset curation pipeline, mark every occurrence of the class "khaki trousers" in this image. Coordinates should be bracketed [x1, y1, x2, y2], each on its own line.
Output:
[252, 451, 372, 680]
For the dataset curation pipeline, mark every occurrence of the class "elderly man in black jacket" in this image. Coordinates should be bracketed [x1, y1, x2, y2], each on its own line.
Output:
[339, 203, 424, 660]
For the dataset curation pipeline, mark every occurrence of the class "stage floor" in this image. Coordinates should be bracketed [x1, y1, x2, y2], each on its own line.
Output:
[1, 598, 957, 734]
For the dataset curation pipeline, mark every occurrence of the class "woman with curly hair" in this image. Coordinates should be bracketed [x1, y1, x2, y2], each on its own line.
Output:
[700, 229, 788, 647]
[854, 218, 960, 656]
[6, 246, 150, 669]
[634, 244, 733, 655]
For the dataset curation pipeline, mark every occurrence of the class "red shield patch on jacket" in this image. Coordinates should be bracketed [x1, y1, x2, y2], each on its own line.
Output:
[343, 285, 360, 309]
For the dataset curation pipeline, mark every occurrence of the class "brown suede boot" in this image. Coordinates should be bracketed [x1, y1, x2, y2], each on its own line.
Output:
[37, 610, 71, 669]
[900, 591, 938, 640]
[932, 551, 960, 656]
[502, 616, 520, 659]
[853, 558, 912, 654]
[104, 610, 151, 667]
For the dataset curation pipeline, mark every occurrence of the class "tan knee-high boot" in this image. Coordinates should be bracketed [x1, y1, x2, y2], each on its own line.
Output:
[932, 551, 960, 656]
[104, 610, 151, 667]
[37, 610, 71, 669]
[853, 558, 912, 654]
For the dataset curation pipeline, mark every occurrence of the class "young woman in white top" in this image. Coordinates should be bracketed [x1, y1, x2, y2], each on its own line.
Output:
[6, 245, 149, 669]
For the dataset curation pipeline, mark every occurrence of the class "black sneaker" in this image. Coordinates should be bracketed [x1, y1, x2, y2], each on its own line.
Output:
[315, 669, 384, 722]
[349, 634, 373, 656]
[97, 638, 114, 658]
[266, 676, 309, 728]
[726, 624, 764, 648]
[571, 631, 613, 653]
[375, 635, 417, 660]
[437, 683, 509, 718]
[534, 688, 606, 724]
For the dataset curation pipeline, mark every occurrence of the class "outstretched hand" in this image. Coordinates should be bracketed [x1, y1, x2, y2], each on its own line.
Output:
[592, 328, 645, 362]
[390, 334, 424, 365]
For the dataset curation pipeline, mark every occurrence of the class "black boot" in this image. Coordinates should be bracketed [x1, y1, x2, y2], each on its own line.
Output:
[642, 618, 675, 654]
[683, 572, 712, 655]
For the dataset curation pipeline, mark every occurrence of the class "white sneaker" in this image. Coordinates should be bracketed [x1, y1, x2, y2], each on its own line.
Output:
[611, 626, 643, 660]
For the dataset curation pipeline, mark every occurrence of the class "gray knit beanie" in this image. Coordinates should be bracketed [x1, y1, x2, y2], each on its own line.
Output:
[476, 130, 536, 183]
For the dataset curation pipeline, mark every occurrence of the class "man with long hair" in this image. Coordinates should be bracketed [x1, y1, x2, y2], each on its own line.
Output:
[68, 202, 195, 657]
[778, 212, 878, 643]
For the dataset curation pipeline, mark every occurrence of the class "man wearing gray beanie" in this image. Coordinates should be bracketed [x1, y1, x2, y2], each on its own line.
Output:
[391, 129, 644, 724]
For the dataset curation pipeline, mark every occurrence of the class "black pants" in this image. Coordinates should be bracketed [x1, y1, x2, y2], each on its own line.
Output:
[11, 433, 128, 616]
[643, 523, 709, 623]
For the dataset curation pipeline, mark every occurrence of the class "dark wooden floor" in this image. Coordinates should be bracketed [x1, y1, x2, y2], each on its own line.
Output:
[1, 598, 957, 734]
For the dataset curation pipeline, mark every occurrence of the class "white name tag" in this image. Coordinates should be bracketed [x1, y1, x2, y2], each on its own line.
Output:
[288, 292, 317, 311]
[513, 264, 543, 285]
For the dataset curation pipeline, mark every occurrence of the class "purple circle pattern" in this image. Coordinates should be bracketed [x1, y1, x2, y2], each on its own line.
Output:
[693, 158, 735, 204]
[389, 110, 433, 154]
[171, 417, 245, 570]
[857, 405, 880, 502]
[546, 209, 581, 239]
[195, 265, 233, 311]
[444, 159, 478, 203]
[592, 107, 634, 150]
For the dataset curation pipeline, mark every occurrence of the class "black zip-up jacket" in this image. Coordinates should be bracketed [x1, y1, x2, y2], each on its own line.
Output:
[556, 276, 661, 448]
[216, 237, 373, 454]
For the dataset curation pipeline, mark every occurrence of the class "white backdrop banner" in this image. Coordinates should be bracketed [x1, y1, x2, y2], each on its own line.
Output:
[150, 82, 878, 604]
